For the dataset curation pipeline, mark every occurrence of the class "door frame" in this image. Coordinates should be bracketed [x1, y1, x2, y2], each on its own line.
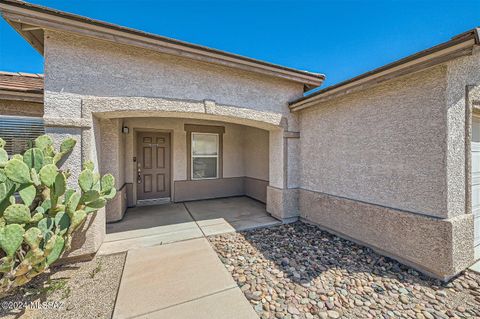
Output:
[132, 128, 174, 205]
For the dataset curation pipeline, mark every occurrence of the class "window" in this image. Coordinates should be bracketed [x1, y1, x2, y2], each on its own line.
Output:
[191, 133, 219, 179]
[0, 116, 44, 155]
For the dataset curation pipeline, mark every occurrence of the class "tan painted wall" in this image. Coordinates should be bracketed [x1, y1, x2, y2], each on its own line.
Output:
[244, 127, 269, 181]
[120, 117, 269, 204]
[299, 66, 448, 218]
[0, 99, 43, 117]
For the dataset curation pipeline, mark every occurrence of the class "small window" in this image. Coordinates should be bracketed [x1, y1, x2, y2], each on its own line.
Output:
[0, 116, 44, 155]
[191, 133, 219, 179]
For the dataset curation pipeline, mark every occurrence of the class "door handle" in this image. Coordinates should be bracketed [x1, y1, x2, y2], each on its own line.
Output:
[137, 172, 142, 184]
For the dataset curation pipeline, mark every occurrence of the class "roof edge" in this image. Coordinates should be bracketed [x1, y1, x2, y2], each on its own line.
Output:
[289, 28, 480, 111]
[0, 0, 324, 90]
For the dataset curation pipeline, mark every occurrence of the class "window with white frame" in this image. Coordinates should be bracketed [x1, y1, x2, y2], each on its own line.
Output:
[191, 133, 219, 179]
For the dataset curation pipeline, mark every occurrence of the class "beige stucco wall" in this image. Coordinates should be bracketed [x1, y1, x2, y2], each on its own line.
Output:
[299, 66, 448, 218]
[445, 47, 480, 218]
[0, 99, 43, 117]
[43, 30, 303, 131]
[41, 28, 305, 254]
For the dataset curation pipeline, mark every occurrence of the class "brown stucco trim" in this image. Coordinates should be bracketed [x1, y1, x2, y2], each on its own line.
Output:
[290, 28, 480, 111]
[298, 188, 474, 280]
[244, 176, 268, 203]
[185, 124, 224, 180]
[0, 0, 324, 89]
[174, 177, 244, 202]
[173, 176, 268, 203]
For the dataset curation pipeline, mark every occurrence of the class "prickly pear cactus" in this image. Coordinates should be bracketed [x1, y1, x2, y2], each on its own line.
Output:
[0, 135, 115, 296]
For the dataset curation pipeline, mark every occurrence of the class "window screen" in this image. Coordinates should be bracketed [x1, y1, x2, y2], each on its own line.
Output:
[0, 116, 45, 155]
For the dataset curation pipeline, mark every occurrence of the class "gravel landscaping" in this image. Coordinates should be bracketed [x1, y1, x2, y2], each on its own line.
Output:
[210, 222, 480, 319]
[0, 252, 125, 319]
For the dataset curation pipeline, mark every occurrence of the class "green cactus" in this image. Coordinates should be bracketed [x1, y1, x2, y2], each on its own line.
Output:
[23, 148, 44, 172]
[78, 169, 94, 192]
[31, 168, 40, 186]
[34, 135, 53, 151]
[0, 149, 7, 168]
[19, 184, 36, 207]
[0, 257, 14, 273]
[45, 235, 65, 265]
[39, 164, 58, 187]
[60, 138, 76, 154]
[53, 172, 66, 198]
[69, 210, 86, 234]
[54, 212, 70, 235]
[4, 204, 31, 224]
[38, 217, 54, 236]
[24, 227, 42, 250]
[0, 134, 114, 295]
[0, 138, 5, 149]
[80, 189, 100, 204]
[4, 159, 32, 184]
[66, 192, 81, 215]
[0, 224, 25, 257]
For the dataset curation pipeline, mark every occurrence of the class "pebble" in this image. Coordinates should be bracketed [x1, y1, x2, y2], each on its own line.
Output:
[209, 222, 480, 319]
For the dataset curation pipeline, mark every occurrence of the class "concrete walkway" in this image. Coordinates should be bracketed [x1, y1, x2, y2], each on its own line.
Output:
[104, 197, 279, 318]
[99, 197, 280, 255]
[113, 238, 258, 319]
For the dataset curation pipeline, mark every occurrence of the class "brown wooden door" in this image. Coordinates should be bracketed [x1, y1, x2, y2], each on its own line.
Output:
[137, 132, 171, 200]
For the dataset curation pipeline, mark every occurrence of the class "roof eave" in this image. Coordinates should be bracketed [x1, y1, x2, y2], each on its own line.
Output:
[0, 0, 324, 90]
[289, 28, 480, 111]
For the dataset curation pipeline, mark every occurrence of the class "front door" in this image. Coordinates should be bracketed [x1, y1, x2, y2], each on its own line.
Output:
[137, 132, 171, 200]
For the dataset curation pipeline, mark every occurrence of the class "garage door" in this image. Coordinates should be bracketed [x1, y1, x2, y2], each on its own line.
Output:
[472, 116, 480, 259]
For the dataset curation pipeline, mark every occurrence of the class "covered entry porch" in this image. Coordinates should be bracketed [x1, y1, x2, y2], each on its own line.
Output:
[99, 196, 280, 255]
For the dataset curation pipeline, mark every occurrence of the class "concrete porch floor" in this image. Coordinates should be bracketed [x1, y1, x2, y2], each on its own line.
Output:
[98, 196, 280, 255]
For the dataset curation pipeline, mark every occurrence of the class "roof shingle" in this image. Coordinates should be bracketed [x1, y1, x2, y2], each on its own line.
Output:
[0, 71, 44, 94]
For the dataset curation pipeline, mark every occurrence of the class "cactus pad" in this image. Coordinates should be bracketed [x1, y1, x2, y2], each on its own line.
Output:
[0, 224, 25, 257]
[0, 149, 7, 168]
[69, 210, 86, 233]
[23, 148, 44, 172]
[54, 212, 70, 235]
[66, 192, 81, 215]
[34, 135, 53, 151]
[101, 174, 115, 193]
[24, 227, 42, 250]
[4, 159, 32, 184]
[46, 235, 65, 265]
[80, 190, 100, 204]
[19, 184, 36, 207]
[60, 138, 76, 154]
[53, 172, 66, 197]
[38, 217, 54, 236]
[39, 164, 58, 187]
[4, 204, 31, 224]
[78, 169, 94, 192]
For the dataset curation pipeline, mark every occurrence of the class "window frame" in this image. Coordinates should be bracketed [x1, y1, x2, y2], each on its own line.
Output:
[185, 124, 225, 181]
[191, 132, 219, 180]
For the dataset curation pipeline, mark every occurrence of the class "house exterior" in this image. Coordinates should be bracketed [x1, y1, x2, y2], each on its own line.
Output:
[0, 0, 479, 280]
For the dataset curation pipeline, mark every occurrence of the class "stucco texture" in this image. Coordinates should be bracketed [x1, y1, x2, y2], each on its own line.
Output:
[43, 30, 303, 131]
[445, 48, 480, 218]
[299, 188, 473, 280]
[299, 66, 449, 218]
